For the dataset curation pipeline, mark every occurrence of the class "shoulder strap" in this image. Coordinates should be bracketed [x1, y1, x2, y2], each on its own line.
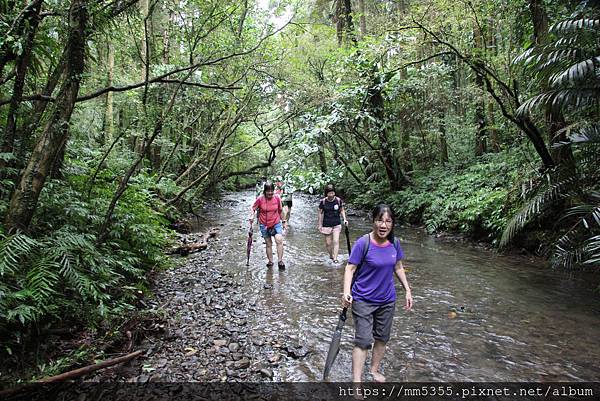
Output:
[336, 196, 341, 207]
[361, 235, 399, 260]
[352, 234, 371, 286]
[359, 233, 370, 266]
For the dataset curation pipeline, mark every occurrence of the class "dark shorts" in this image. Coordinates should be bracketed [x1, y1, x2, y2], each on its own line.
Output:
[351, 301, 396, 349]
[282, 200, 292, 208]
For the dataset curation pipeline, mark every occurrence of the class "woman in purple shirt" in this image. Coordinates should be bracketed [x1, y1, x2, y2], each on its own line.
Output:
[342, 204, 413, 383]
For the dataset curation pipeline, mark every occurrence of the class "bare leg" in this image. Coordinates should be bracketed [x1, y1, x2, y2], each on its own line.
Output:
[369, 341, 387, 382]
[332, 229, 340, 261]
[325, 234, 333, 259]
[265, 236, 273, 264]
[352, 346, 368, 383]
[274, 233, 284, 262]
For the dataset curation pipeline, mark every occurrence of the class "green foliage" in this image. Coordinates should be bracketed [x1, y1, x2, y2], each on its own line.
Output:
[349, 151, 527, 242]
[392, 153, 520, 241]
[505, 1, 600, 269]
[0, 150, 174, 339]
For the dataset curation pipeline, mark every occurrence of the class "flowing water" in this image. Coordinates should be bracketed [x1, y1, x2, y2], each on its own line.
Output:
[194, 191, 600, 382]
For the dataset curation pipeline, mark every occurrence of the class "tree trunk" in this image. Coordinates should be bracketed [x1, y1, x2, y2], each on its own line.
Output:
[529, 0, 572, 165]
[0, 0, 43, 167]
[439, 111, 449, 165]
[335, 0, 343, 47]
[103, 42, 115, 144]
[529, 0, 548, 46]
[0, 0, 32, 79]
[473, 24, 487, 156]
[19, 52, 66, 150]
[358, 0, 366, 38]
[317, 135, 327, 173]
[367, 75, 406, 191]
[343, 0, 356, 45]
[4, 0, 88, 232]
[487, 95, 500, 152]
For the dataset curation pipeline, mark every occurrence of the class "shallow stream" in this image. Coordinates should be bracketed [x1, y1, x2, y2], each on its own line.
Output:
[194, 191, 600, 382]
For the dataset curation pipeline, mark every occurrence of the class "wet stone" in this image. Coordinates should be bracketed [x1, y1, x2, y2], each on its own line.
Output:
[234, 358, 251, 369]
[102, 222, 295, 383]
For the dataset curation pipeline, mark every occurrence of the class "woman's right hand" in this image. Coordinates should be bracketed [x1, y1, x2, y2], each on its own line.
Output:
[342, 293, 353, 307]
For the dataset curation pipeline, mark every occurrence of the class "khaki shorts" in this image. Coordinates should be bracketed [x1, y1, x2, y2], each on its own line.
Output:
[319, 224, 341, 235]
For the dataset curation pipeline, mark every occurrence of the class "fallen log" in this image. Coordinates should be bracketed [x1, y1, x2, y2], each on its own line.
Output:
[39, 350, 143, 383]
[169, 227, 220, 256]
[0, 350, 143, 397]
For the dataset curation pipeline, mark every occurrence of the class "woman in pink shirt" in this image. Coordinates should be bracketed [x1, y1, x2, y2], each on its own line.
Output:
[249, 182, 288, 269]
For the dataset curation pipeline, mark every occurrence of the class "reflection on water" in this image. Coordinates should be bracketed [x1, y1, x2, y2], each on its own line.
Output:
[198, 191, 600, 382]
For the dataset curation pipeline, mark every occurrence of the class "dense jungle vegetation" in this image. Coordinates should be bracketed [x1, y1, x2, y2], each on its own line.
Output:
[0, 0, 598, 380]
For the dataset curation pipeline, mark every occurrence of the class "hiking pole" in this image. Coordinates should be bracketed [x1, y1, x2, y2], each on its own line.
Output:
[344, 224, 351, 255]
[246, 223, 253, 266]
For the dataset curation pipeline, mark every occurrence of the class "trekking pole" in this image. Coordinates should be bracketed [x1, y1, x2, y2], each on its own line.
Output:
[344, 224, 351, 255]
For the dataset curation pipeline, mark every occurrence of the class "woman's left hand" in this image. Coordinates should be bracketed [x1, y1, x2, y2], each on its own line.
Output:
[343, 219, 348, 226]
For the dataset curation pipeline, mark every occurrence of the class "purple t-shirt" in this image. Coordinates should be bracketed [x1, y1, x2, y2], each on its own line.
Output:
[349, 235, 404, 304]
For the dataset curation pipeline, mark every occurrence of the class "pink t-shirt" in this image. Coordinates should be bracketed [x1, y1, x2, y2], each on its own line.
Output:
[253, 195, 282, 228]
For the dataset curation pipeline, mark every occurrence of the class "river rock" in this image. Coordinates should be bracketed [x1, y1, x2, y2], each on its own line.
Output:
[234, 358, 251, 369]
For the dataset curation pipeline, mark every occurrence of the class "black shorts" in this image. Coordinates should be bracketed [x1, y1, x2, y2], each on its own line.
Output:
[282, 200, 292, 208]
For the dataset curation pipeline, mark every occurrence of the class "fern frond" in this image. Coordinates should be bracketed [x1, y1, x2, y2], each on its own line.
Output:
[25, 257, 60, 305]
[0, 234, 39, 276]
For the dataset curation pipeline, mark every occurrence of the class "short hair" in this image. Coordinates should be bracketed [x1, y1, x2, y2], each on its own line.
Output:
[324, 183, 335, 196]
[372, 204, 396, 242]
[263, 181, 275, 193]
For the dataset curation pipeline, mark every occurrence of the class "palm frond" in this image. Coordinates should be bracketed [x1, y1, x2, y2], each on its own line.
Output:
[550, 56, 600, 87]
[553, 234, 585, 269]
[569, 124, 600, 145]
[500, 176, 579, 248]
[585, 235, 600, 265]
[551, 17, 600, 33]
[516, 88, 600, 116]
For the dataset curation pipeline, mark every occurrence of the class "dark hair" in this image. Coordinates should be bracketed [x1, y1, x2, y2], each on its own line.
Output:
[324, 183, 336, 196]
[263, 182, 275, 193]
[372, 203, 396, 242]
